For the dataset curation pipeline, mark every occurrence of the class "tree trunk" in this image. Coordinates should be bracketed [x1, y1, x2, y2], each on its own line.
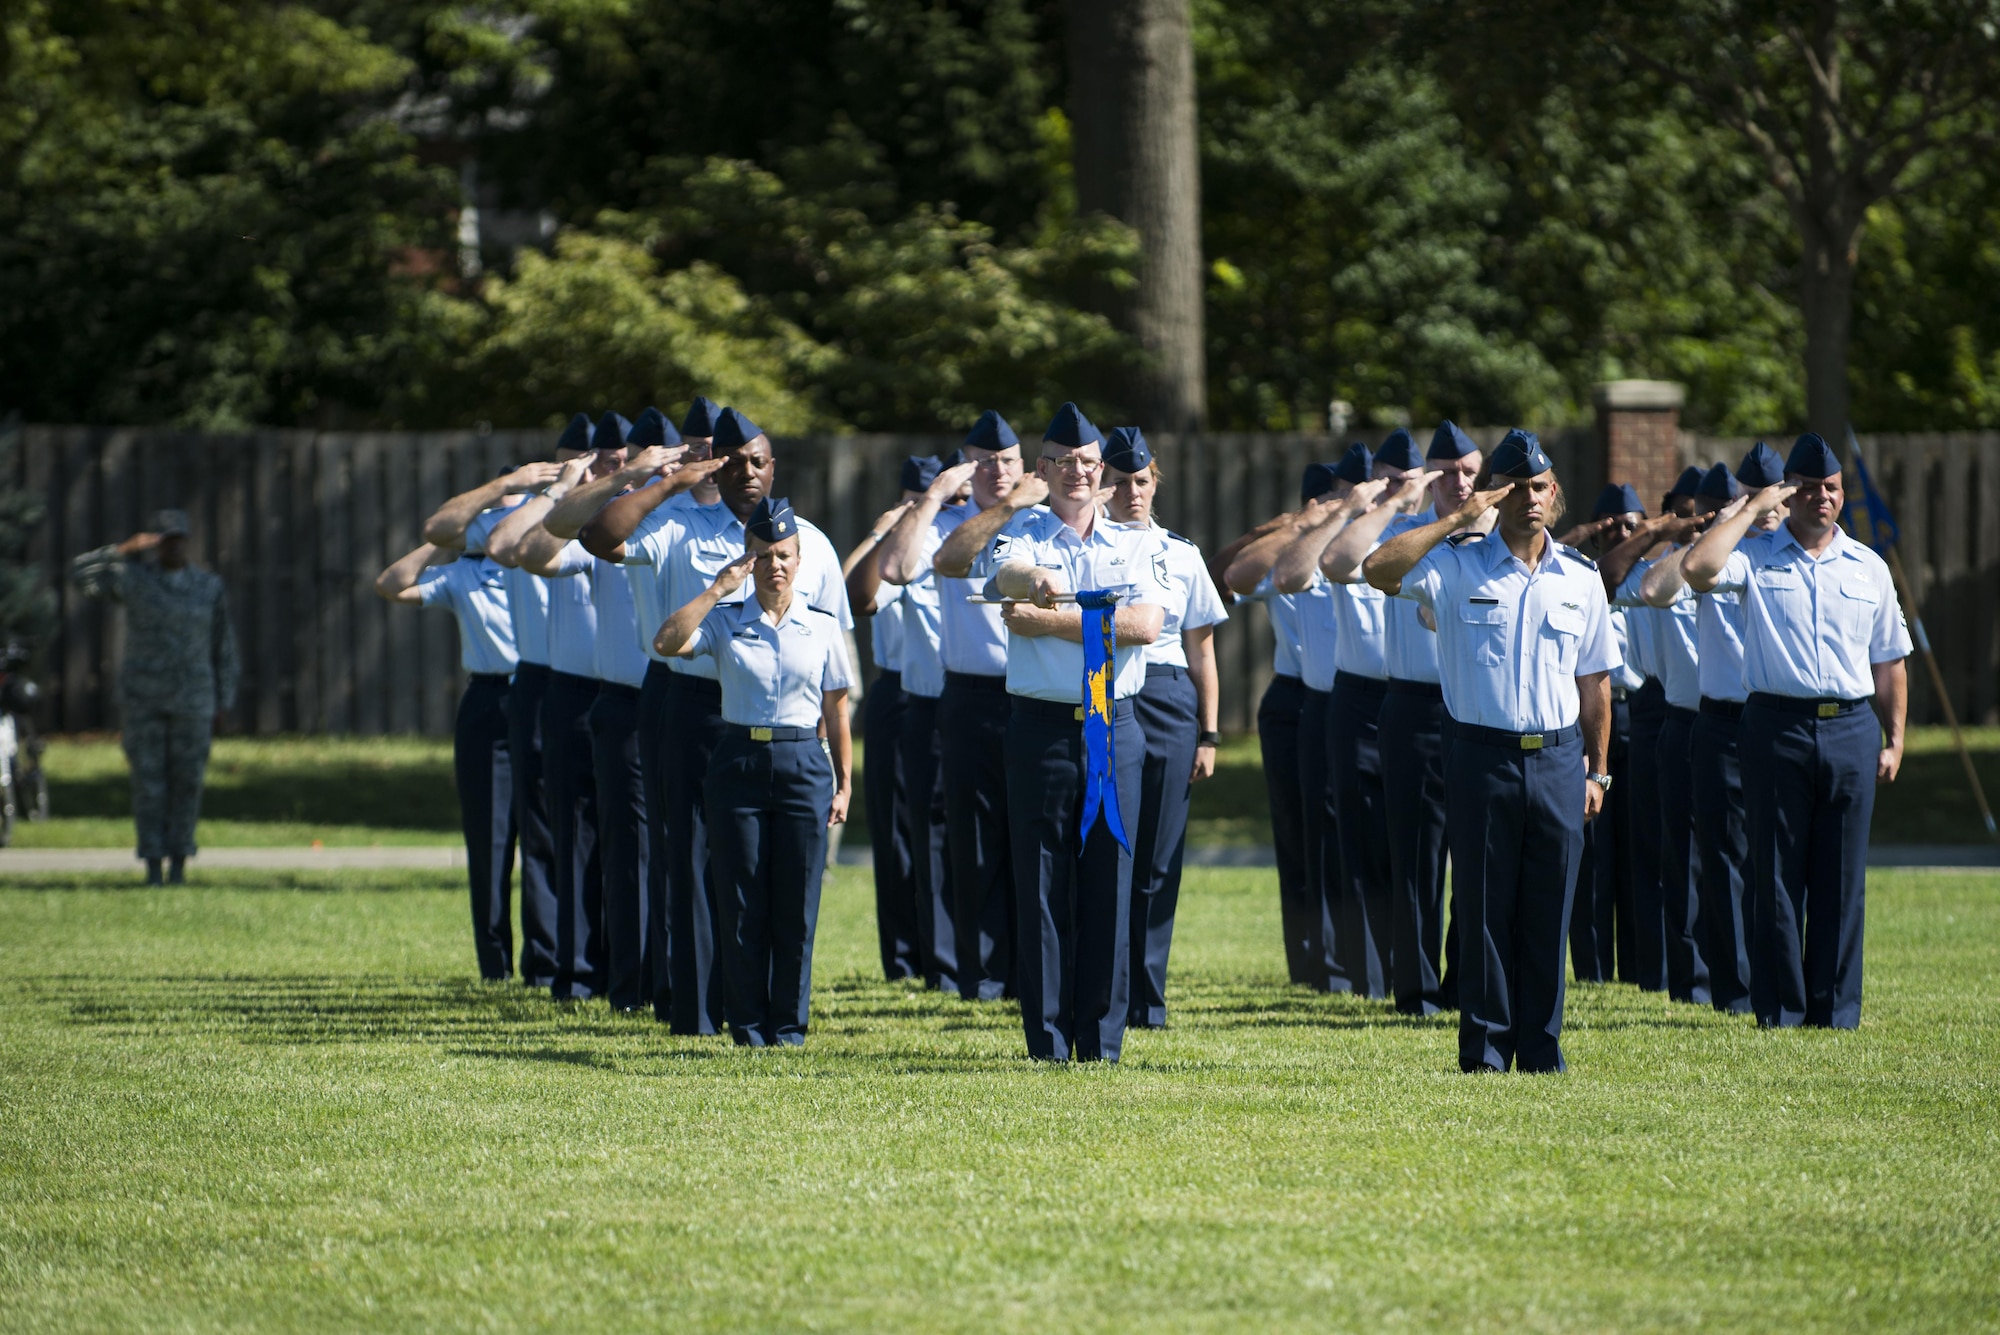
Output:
[1064, 0, 1207, 431]
[1798, 222, 1856, 445]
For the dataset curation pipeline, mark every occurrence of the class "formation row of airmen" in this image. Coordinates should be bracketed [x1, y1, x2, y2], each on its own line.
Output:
[379, 398, 1909, 1067]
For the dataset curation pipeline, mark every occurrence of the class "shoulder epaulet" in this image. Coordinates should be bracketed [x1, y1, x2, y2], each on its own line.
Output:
[1560, 543, 1598, 571]
[1446, 531, 1480, 547]
[1166, 530, 1194, 546]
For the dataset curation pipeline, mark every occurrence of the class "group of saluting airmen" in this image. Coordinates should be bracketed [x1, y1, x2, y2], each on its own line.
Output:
[378, 397, 1909, 1070]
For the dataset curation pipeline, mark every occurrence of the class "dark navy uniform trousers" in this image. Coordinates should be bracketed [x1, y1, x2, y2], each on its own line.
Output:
[940, 671, 1016, 1000]
[1007, 696, 1143, 1062]
[1446, 722, 1586, 1073]
[899, 691, 958, 993]
[1381, 679, 1452, 1014]
[1658, 705, 1712, 1005]
[1569, 694, 1630, 983]
[1741, 695, 1876, 1029]
[1329, 672, 1393, 999]
[505, 662, 560, 987]
[863, 669, 921, 980]
[1692, 697, 1753, 1013]
[1129, 663, 1198, 1028]
[638, 661, 676, 1018]
[1622, 678, 1669, 989]
[455, 673, 517, 981]
[661, 673, 729, 1035]
[588, 682, 651, 1011]
[1297, 686, 1347, 992]
[705, 729, 835, 1046]
[1257, 674, 1321, 986]
[543, 670, 602, 999]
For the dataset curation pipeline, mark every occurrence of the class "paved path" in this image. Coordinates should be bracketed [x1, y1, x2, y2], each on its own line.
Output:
[1, 843, 1994, 874]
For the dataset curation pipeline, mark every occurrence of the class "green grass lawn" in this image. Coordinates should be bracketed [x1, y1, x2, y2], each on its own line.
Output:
[23, 726, 2000, 849]
[2, 865, 1996, 1330]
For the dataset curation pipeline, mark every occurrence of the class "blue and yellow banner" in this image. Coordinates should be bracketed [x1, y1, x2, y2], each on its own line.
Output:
[1077, 590, 1129, 853]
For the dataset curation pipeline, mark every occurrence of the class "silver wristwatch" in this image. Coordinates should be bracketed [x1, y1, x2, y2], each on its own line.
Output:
[1587, 773, 1614, 792]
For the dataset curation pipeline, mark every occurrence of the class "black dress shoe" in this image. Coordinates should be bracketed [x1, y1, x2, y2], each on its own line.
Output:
[144, 858, 164, 886]
[166, 857, 186, 885]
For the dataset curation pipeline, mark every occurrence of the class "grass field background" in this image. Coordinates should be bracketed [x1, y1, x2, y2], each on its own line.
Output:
[3, 863, 1997, 1330]
[16, 725, 2000, 849]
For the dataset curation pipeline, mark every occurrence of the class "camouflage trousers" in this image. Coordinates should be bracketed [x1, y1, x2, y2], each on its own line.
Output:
[123, 709, 214, 860]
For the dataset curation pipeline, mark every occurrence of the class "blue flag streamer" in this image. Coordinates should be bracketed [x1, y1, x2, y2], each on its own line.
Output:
[1841, 437, 1901, 554]
[1077, 589, 1129, 853]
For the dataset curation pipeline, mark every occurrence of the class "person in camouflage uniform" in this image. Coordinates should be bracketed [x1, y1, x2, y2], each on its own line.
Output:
[70, 509, 239, 884]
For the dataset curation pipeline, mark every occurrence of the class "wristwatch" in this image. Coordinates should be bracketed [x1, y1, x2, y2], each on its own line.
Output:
[1197, 731, 1221, 747]
[1587, 773, 1614, 792]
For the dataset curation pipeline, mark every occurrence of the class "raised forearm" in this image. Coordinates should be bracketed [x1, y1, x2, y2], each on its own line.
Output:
[487, 496, 555, 567]
[1683, 516, 1753, 590]
[1223, 521, 1303, 595]
[422, 480, 506, 547]
[1639, 549, 1690, 607]
[935, 504, 1016, 578]
[846, 549, 886, 614]
[1271, 512, 1346, 594]
[515, 527, 572, 577]
[582, 481, 673, 557]
[654, 587, 724, 657]
[544, 475, 622, 539]
[877, 499, 941, 585]
[1321, 503, 1400, 583]
[1363, 515, 1458, 594]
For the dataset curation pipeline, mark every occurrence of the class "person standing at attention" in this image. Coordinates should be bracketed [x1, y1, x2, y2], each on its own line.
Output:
[1365, 431, 1618, 1073]
[1680, 434, 1910, 1030]
[71, 509, 239, 886]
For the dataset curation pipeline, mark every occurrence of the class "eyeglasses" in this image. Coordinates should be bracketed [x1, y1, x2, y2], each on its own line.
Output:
[1044, 455, 1103, 476]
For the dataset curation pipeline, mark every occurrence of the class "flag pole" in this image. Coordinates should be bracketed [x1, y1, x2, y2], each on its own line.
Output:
[1848, 430, 2000, 843]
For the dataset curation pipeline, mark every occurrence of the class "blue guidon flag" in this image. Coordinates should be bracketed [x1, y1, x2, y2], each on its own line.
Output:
[1841, 444, 1901, 555]
[1077, 589, 1130, 853]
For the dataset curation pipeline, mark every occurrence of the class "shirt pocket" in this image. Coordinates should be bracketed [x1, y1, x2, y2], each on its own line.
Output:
[1834, 577, 1881, 644]
[1540, 605, 1586, 674]
[1457, 602, 1510, 667]
[1753, 563, 1808, 619]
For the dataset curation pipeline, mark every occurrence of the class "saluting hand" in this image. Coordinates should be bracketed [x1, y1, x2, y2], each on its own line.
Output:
[1451, 482, 1515, 527]
[1345, 477, 1393, 511]
[117, 532, 164, 556]
[665, 456, 728, 493]
[709, 551, 755, 599]
[503, 461, 563, 493]
[1748, 481, 1798, 520]
[868, 500, 913, 536]
[549, 454, 592, 497]
[621, 444, 686, 482]
[928, 460, 978, 502]
[1399, 470, 1443, 509]
[1008, 474, 1051, 509]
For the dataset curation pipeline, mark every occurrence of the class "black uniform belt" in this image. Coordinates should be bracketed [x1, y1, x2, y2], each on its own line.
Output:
[1663, 703, 1697, 723]
[1270, 672, 1302, 686]
[1011, 694, 1133, 722]
[876, 668, 901, 685]
[1699, 696, 1746, 720]
[1747, 692, 1867, 718]
[665, 672, 722, 697]
[1334, 671, 1388, 696]
[550, 669, 598, 689]
[945, 671, 1009, 692]
[727, 724, 819, 742]
[1610, 686, 1629, 702]
[514, 660, 551, 677]
[596, 681, 641, 701]
[1145, 664, 1187, 680]
[469, 672, 511, 683]
[1449, 721, 1581, 751]
[1385, 678, 1443, 700]
[644, 659, 676, 683]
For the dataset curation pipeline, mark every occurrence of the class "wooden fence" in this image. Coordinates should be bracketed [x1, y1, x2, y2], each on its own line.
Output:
[13, 424, 1995, 734]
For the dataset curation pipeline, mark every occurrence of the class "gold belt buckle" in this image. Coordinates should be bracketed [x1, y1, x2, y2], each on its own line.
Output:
[750, 726, 774, 742]
[1074, 707, 1086, 721]
[1816, 702, 1839, 719]
[1519, 733, 1544, 750]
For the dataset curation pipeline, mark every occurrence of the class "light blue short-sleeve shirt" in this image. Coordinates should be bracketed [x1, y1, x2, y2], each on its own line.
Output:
[688, 597, 854, 728]
[620, 487, 702, 664]
[1696, 588, 1749, 703]
[1290, 576, 1340, 692]
[1713, 523, 1911, 699]
[416, 556, 519, 675]
[626, 502, 850, 681]
[1607, 607, 1646, 693]
[1614, 559, 1664, 683]
[918, 503, 1009, 677]
[1138, 528, 1228, 669]
[541, 540, 599, 678]
[1398, 532, 1622, 732]
[870, 580, 907, 673]
[1241, 579, 1304, 679]
[972, 508, 1172, 703]
[591, 557, 648, 688]
[1378, 509, 1441, 685]
[897, 567, 946, 698]
[1629, 548, 1702, 710]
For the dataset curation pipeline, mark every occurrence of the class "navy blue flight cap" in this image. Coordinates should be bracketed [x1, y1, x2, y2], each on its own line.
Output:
[591, 411, 631, 452]
[1104, 427, 1152, 474]
[1301, 462, 1340, 502]
[1042, 401, 1100, 449]
[1668, 465, 1706, 499]
[555, 412, 592, 453]
[1736, 441, 1786, 489]
[1374, 428, 1423, 472]
[1332, 442, 1373, 485]
[745, 495, 796, 543]
[1427, 420, 1478, 460]
[627, 407, 682, 449]
[1697, 461, 1743, 502]
[712, 407, 763, 454]
[900, 455, 943, 493]
[964, 409, 1019, 452]
[681, 396, 721, 439]
[1785, 432, 1841, 479]
[942, 448, 966, 470]
[1488, 429, 1552, 478]
[1593, 483, 1644, 518]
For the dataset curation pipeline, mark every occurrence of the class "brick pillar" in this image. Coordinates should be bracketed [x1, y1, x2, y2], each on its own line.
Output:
[1594, 380, 1686, 512]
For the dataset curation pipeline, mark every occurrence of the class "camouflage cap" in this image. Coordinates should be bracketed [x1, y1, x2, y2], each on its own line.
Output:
[152, 509, 190, 537]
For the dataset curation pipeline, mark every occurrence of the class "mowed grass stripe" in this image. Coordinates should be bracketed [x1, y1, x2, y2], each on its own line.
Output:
[1, 868, 1996, 1332]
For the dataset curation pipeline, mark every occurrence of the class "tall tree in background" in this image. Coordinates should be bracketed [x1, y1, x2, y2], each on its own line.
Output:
[1556, 0, 2000, 440]
[1066, 0, 1207, 430]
